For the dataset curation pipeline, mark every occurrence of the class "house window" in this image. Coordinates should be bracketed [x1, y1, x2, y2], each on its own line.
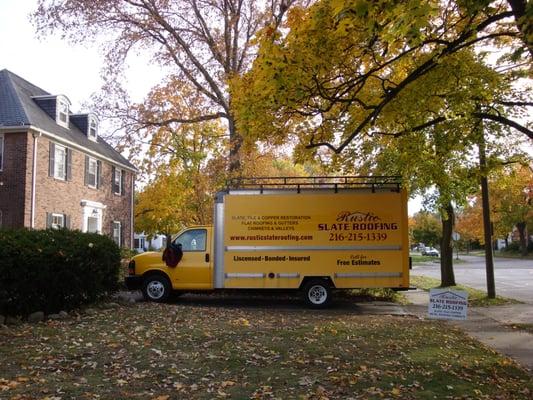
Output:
[87, 216, 99, 233]
[51, 213, 65, 229]
[88, 117, 98, 141]
[87, 157, 98, 188]
[57, 97, 70, 128]
[134, 237, 145, 250]
[0, 133, 4, 171]
[54, 144, 67, 180]
[46, 212, 69, 229]
[113, 168, 123, 195]
[112, 221, 121, 247]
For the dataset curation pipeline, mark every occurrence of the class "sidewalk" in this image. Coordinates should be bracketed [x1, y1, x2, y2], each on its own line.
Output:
[403, 289, 533, 371]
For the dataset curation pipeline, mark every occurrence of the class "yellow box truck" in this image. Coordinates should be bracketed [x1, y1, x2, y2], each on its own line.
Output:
[125, 176, 410, 308]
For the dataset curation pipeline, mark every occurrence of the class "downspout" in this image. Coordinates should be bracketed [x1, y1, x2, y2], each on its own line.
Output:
[30, 131, 42, 229]
[130, 173, 135, 249]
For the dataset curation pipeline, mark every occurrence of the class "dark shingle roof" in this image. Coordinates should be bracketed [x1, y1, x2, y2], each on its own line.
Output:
[0, 69, 136, 171]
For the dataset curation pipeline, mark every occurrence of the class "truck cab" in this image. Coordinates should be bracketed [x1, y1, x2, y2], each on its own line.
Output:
[125, 226, 214, 301]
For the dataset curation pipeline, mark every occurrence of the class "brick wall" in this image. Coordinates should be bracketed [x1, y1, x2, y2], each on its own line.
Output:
[33, 135, 134, 248]
[0, 130, 134, 247]
[0, 131, 29, 228]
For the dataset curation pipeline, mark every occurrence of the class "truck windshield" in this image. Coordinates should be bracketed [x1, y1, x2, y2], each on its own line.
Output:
[174, 229, 206, 252]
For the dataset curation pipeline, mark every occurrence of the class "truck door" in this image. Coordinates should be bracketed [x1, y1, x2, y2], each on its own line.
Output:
[172, 228, 212, 289]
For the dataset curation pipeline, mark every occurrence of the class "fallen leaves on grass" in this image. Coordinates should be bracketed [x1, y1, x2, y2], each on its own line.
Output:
[0, 301, 532, 399]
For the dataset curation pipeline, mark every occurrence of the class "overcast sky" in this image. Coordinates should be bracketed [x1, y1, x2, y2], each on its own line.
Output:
[0, 0, 161, 111]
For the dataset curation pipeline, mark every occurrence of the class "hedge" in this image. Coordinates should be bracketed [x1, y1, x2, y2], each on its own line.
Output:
[0, 228, 121, 316]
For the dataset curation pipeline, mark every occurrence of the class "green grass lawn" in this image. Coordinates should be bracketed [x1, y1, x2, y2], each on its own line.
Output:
[507, 324, 533, 335]
[410, 254, 468, 264]
[410, 275, 521, 307]
[1, 301, 532, 399]
[461, 250, 533, 260]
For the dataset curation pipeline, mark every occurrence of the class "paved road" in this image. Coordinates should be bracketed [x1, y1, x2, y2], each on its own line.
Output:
[412, 255, 533, 304]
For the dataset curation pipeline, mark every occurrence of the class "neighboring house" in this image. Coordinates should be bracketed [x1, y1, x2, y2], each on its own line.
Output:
[133, 232, 167, 252]
[0, 69, 136, 247]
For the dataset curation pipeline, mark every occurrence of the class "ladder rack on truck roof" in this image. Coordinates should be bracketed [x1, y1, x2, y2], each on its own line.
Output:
[225, 176, 402, 193]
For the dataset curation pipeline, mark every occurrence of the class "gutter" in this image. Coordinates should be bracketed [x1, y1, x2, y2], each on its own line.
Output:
[0, 125, 138, 173]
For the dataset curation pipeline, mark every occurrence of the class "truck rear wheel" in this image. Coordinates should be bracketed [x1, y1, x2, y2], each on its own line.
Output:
[303, 279, 332, 308]
[142, 274, 171, 302]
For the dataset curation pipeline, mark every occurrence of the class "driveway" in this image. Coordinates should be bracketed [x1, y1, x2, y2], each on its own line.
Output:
[412, 255, 533, 304]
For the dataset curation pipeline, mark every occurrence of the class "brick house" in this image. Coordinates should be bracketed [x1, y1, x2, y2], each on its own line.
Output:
[0, 69, 136, 248]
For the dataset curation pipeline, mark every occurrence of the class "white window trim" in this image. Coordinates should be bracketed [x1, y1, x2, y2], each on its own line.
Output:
[56, 96, 70, 128]
[87, 157, 98, 188]
[113, 221, 121, 247]
[54, 144, 67, 180]
[114, 168, 123, 195]
[0, 133, 4, 171]
[88, 116, 98, 141]
[51, 213, 65, 230]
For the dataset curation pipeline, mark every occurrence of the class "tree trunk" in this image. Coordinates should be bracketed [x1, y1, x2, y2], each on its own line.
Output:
[478, 122, 496, 298]
[440, 202, 456, 287]
[506, 0, 533, 58]
[516, 221, 528, 256]
[228, 114, 243, 173]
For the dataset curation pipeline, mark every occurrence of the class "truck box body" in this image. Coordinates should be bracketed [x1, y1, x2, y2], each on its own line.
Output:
[214, 186, 409, 290]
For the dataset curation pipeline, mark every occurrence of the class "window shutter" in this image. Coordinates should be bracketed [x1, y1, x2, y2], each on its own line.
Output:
[84, 155, 89, 186]
[97, 160, 102, 188]
[46, 212, 52, 228]
[66, 148, 72, 181]
[64, 214, 71, 229]
[111, 166, 117, 193]
[120, 223, 124, 247]
[120, 170, 125, 196]
[49, 142, 55, 177]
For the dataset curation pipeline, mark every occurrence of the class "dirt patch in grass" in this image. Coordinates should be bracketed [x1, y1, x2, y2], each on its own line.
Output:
[409, 275, 521, 307]
[1, 300, 531, 399]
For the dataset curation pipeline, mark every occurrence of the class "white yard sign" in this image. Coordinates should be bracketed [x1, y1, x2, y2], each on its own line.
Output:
[428, 289, 468, 320]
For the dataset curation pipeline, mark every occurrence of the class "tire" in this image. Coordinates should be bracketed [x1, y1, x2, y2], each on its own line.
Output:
[142, 274, 171, 302]
[302, 279, 332, 308]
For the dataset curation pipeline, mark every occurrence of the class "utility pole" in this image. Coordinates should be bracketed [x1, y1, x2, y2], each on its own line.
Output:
[477, 119, 496, 299]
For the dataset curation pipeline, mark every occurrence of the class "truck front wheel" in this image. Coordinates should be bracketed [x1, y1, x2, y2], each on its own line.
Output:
[303, 279, 332, 308]
[142, 274, 171, 302]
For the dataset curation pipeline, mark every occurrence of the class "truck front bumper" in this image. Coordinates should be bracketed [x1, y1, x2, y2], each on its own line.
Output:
[125, 276, 143, 291]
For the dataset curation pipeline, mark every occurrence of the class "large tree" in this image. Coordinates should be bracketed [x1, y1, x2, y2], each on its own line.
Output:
[33, 0, 303, 172]
[232, 0, 532, 151]
[491, 163, 533, 255]
[410, 211, 442, 248]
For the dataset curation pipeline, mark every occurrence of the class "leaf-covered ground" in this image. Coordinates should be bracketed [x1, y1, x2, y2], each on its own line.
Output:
[1, 299, 532, 400]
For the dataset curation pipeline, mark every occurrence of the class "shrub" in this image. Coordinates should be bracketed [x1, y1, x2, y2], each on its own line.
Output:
[0, 228, 121, 316]
[503, 241, 521, 252]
